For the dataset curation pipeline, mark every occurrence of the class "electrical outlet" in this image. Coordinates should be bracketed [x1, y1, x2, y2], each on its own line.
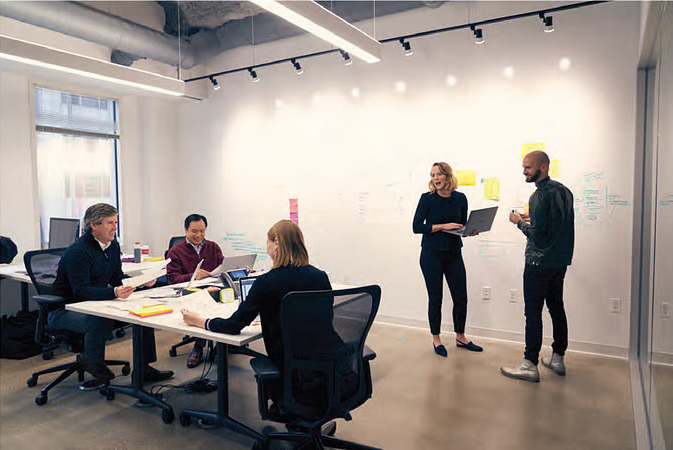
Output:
[610, 298, 622, 314]
[508, 289, 518, 303]
[482, 286, 491, 300]
[662, 302, 671, 318]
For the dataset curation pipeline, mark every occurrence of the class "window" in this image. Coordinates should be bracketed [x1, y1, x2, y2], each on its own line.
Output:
[33, 87, 121, 245]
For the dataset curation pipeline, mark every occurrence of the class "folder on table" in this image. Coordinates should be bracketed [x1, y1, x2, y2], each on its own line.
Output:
[129, 304, 174, 318]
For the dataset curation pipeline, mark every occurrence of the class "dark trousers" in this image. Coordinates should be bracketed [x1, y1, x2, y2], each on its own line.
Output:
[419, 248, 468, 335]
[523, 265, 568, 365]
[49, 309, 158, 365]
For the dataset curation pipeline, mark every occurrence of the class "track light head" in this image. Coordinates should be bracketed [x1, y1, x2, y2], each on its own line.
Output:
[248, 68, 260, 83]
[340, 50, 353, 66]
[542, 14, 554, 33]
[472, 27, 485, 45]
[400, 39, 413, 56]
[209, 76, 221, 90]
[291, 58, 304, 75]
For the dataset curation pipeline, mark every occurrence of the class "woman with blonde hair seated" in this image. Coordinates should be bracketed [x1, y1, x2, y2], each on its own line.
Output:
[182, 219, 332, 371]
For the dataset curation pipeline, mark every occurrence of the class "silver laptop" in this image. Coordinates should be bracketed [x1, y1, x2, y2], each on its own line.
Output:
[444, 206, 498, 237]
[211, 254, 257, 277]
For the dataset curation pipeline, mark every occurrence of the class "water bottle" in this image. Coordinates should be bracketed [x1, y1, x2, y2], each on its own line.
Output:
[133, 242, 141, 263]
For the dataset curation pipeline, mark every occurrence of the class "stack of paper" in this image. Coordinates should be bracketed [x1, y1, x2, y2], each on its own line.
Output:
[122, 259, 171, 288]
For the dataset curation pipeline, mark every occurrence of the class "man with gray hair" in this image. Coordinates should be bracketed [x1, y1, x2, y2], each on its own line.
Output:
[52, 203, 173, 383]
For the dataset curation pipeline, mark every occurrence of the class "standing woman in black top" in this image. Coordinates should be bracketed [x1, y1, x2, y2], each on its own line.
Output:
[413, 162, 483, 357]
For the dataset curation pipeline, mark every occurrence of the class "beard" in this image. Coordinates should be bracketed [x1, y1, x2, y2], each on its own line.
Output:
[526, 169, 542, 183]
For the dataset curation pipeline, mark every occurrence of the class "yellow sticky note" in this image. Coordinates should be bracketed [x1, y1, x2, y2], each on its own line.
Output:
[550, 159, 561, 178]
[522, 142, 546, 159]
[484, 178, 500, 200]
[455, 170, 476, 186]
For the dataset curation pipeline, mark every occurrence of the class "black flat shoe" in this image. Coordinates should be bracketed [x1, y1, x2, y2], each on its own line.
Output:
[433, 344, 448, 357]
[456, 340, 483, 352]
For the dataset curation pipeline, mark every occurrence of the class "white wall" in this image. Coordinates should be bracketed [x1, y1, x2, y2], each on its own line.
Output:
[0, 72, 183, 259]
[176, 1, 640, 354]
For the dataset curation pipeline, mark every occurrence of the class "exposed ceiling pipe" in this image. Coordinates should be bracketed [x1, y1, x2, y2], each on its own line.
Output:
[0, 1, 197, 68]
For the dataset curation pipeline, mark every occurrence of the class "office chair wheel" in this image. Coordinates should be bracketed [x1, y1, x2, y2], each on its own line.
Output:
[35, 393, 47, 406]
[162, 408, 175, 424]
[179, 412, 191, 427]
[27, 376, 38, 387]
[115, 329, 126, 338]
[42, 351, 54, 360]
[106, 390, 115, 401]
[121, 364, 131, 376]
[169, 348, 177, 357]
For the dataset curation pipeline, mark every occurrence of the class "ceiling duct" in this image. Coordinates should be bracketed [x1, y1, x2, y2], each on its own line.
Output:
[0, 1, 196, 68]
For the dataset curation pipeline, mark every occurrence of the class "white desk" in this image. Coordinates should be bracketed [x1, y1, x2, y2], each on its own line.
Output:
[66, 286, 266, 441]
[0, 263, 32, 312]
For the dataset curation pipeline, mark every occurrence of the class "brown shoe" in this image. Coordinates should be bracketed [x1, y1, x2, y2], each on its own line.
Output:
[187, 345, 203, 368]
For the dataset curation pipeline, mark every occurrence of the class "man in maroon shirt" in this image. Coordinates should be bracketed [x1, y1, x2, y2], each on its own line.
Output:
[167, 214, 223, 368]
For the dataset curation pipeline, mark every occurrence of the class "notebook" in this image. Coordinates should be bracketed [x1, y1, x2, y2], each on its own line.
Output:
[444, 206, 499, 237]
[129, 304, 174, 318]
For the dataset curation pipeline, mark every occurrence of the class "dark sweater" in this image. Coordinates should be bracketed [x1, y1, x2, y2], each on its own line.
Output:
[53, 231, 125, 304]
[412, 191, 468, 252]
[166, 239, 224, 284]
[518, 177, 575, 268]
[207, 265, 332, 369]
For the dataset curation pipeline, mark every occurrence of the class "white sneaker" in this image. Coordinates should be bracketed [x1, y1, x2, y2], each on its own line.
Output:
[500, 359, 540, 382]
[541, 353, 566, 376]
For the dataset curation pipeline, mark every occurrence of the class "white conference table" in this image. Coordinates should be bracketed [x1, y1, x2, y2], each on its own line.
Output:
[0, 263, 33, 312]
[66, 278, 267, 441]
[0, 258, 158, 313]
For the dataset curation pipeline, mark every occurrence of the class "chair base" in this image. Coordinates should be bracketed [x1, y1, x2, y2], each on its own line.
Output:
[261, 424, 380, 450]
[28, 358, 130, 406]
[169, 336, 196, 357]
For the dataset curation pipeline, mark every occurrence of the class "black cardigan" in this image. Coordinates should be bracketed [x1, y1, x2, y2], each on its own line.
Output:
[412, 191, 468, 252]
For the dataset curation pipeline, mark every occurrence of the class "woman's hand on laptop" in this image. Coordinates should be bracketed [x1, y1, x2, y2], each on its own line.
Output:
[443, 223, 464, 230]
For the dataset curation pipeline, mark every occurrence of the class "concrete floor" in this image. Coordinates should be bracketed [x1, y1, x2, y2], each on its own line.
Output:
[0, 323, 636, 449]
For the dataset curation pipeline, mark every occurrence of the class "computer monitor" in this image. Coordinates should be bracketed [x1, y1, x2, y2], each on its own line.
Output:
[49, 217, 80, 249]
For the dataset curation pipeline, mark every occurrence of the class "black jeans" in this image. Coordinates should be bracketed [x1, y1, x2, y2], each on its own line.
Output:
[523, 265, 568, 365]
[419, 248, 468, 335]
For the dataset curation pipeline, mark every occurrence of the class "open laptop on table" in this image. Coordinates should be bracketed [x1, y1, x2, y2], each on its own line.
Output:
[210, 254, 257, 277]
[443, 206, 498, 237]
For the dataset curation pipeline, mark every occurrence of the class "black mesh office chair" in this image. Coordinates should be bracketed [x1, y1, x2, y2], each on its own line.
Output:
[24, 249, 130, 406]
[250, 285, 381, 450]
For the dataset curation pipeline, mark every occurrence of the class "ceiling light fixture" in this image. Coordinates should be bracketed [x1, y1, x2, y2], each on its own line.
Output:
[209, 76, 221, 90]
[400, 39, 413, 56]
[248, 68, 260, 82]
[1, 35, 185, 97]
[292, 58, 304, 75]
[471, 26, 485, 45]
[540, 13, 554, 33]
[340, 50, 353, 65]
[249, 0, 382, 63]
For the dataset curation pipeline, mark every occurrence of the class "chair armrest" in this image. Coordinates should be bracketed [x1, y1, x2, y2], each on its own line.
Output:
[33, 295, 65, 306]
[363, 345, 376, 361]
[250, 356, 281, 380]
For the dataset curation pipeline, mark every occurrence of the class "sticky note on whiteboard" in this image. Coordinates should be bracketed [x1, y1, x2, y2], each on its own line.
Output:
[550, 160, 561, 178]
[455, 170, 476, 186]
[484, 178, 500, 200]
[522, 142, 545, 159]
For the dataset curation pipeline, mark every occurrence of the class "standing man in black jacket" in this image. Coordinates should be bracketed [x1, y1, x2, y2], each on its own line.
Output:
[51, 203, 173, 383]
[501, 151, 575, 382]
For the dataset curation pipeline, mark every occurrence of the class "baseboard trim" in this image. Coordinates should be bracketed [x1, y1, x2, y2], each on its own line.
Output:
[374, 315, 628, 358]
